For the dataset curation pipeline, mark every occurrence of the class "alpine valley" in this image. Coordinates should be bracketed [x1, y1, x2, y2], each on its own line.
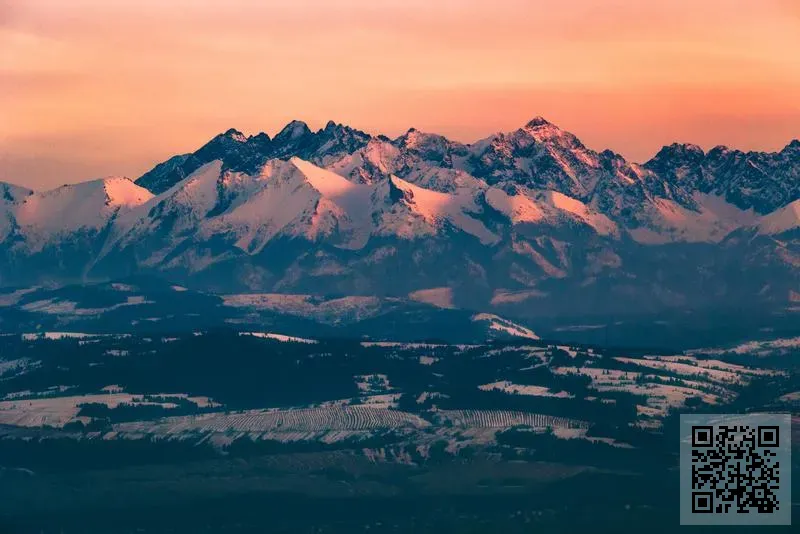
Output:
[0, 117, 798, 342]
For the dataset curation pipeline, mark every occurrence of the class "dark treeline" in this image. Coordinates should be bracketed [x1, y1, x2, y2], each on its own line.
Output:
[0, 436, 218, 472]
[0, 331, 645, 429]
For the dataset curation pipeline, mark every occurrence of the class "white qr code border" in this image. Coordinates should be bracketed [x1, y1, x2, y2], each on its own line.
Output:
[680, 413, 792, 526]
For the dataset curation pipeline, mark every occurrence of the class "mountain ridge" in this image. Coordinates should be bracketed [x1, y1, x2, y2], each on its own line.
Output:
[1, 117, 797, 319]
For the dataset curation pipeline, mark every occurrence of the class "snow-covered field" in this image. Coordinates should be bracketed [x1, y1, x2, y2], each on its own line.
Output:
[436, 409, 587, 430]
[19, 295, 153, 316]
[0, 392, 219, 427]
[0, 393, 218, 427]
[698, 336, 800, 356]
[552, 365, 733, 417]
[120, 406, 592, 451]
[239, 331, 318, 344]
[478, 381, 573, 398]
[0, 329, 789, 455]
[115, 405, 430, 436]
[616, 355, 776, 384]
[614, 357, 740, 384]
[20, 332, 134, 342]
[360, 341, 477, 350]
[22, 332, 100, 341]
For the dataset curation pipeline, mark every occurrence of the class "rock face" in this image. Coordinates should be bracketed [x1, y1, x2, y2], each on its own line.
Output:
[0, 118, 797, 319]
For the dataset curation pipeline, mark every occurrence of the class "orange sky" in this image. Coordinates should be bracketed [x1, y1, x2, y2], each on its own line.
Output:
[1, 0, 799, 190]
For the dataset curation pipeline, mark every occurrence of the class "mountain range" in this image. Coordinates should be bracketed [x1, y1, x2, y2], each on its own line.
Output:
[1, 117, 798, 320]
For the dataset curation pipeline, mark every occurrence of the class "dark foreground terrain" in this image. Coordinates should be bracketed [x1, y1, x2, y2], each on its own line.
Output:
[0, 331, 797, 533]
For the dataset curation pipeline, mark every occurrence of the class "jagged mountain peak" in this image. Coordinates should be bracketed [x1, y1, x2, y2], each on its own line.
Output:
[398, 127, 446, 144]
[316, 121, 369, 141]
[250, 132, 271, 143]
[463, 118, 602, 198]
[201, 128, 249, 150]
[275, 120, 312, 141]
[221, 128, 248, 142]
[643, 143, 708, 185]
[395, 128, 463, 158]
[783, 139, 800, 153]
[524, 116, 553, 128]
[518, 116, 581, 145]
[517, 127, 589, 166]
[642, 139, 798, 214]
[269, 120, 372, 163]
[646, 143, 706, 169]
[659, 142, 704, 156]
[706, 145, 731, 158]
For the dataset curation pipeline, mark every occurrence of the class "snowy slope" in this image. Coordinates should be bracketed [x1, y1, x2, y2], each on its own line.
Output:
[12, 178, 153, 252]
[386, 175, 499, 245]
[209, 157, 374, 251]
[485, 185, 617, 236]
[471, 313, 539, 340]
[628, 193, 760, 244]
[104, 156, 504, 272]
[758, 199, 800, 235]
[111, 156, 373, 257]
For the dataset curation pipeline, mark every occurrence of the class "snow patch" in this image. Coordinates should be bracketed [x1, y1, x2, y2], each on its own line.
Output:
[490, 289, 547, 305]
[471, 313, 539, 339]
[478, 381, 573, 398]
[239, 331, 318, 344]
[408, 287, 454, 309]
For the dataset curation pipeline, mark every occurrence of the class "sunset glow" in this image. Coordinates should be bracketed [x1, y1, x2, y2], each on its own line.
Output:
[1, 0, 799, 189]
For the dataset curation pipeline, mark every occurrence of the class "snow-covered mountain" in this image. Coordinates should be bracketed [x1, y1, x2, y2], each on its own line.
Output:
[1, 178, 153, 285]
[1, 118, 797, 318]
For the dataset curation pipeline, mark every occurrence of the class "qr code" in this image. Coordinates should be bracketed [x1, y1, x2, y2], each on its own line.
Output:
[680, 414, 791, 526]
